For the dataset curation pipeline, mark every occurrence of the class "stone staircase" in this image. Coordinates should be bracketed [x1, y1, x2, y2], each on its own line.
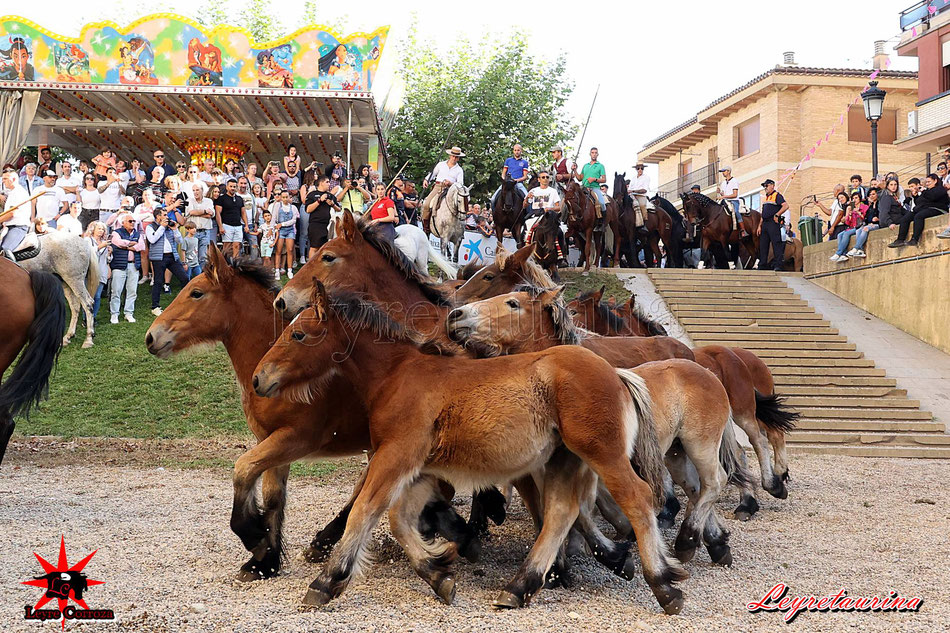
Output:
[646, 268, 950, 458]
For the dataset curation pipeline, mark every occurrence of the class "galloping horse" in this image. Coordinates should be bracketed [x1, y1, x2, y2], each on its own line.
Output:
[614, 174, 673, 268]
[563, 180, 619, 270]
[144, 247, 472, 581]
[680, 192, 761, 269]
[0, 259, 66, 465]
[432, 182, 471, 262]
[491, 177, 526, 246]
[254, 282, 687, 613]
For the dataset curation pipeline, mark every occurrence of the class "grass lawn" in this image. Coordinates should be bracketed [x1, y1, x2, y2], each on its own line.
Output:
[560, 269, 631, 304]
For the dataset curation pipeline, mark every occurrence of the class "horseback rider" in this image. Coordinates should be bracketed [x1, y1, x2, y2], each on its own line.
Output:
[523, 169, 567, 265]
[757, 179, 788, 271]
[550, 146, 572, 192]
[1, 168, 34, 260]
[628, 163, 651, 233]
[421, 146, 465, 235]
[717, 166, 746, 237]
[490, 144, 529, 207]
[573, 147, 607, 227]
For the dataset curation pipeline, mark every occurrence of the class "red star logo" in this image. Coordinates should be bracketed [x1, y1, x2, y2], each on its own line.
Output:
[21, 536, 104, 630]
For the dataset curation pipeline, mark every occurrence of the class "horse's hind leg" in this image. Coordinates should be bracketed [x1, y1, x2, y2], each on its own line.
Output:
[238, 464, 290, 581]
[575, 494, 640, 581]
[60, 285, 80, 346]
[493, 447, 589, 609]
[764, 425, 791, 484]
[388, 475, 459, 604]
[304, 461, 369, 562]
[670, 436, 730, 566]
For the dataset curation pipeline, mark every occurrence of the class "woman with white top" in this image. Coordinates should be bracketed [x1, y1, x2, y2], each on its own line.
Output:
[97, 167, 125, 225]
[83, 220, 110, 322]
[79, 173, 101, 231]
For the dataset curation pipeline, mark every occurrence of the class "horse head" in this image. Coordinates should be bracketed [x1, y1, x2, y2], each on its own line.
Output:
[448, 183, 470, 217]
[680, 193, 707, 241]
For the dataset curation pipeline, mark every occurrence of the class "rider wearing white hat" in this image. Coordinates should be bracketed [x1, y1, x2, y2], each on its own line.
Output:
[421, 147, 465, 235]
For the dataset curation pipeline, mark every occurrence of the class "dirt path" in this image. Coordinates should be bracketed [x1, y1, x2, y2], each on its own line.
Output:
[1, 452, 948, 632]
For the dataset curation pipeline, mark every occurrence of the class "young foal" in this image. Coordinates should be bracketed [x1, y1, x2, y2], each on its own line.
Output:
[447, 287, 744, 564]
[253, 282, 687, 613]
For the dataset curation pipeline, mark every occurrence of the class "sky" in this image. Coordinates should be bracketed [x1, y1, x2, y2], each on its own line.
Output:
[15, 0, 918, 188]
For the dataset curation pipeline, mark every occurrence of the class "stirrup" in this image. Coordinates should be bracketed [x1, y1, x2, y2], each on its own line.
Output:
[2, 249, 16, 263]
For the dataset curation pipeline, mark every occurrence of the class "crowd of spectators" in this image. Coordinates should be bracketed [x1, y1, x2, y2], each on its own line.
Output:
[809, 166, 950, 263]
[1, 145, 430, 325]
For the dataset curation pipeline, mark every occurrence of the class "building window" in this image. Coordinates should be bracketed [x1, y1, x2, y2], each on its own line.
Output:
[742, 192, 760, 211]
[734, 116, 760, 158]
[847, 106, 897, 144]
[942, 39, 950, 93]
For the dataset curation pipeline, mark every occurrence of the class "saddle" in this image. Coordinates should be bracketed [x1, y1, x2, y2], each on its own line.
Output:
[0, 228, 41, 263]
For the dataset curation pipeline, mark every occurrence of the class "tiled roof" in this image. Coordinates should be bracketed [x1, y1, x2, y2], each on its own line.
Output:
[641, 66, 919, 151]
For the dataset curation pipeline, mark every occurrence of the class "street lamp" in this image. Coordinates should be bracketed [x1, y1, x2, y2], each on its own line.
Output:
[861, 80, 887, 179]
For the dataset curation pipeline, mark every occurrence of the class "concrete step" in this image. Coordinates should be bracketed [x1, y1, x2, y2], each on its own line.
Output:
[787, 431, 950, 446]
[668, 299, 809, 307]
[774, 375, 897, 387]
[659, 288, 797, 298]
[679, 318, 831, 327]
[755, 358, 875, 367]
[792, 407, 932, 420]
[787, 444, 950, 458]
[685, 325, 840, 335]
[694, 341, 857, 351]
[794, 419, 943, 432]
[771, 366, 885, 376]
[689, 332, 847, 342]
[785, 396, 921, 409]
[674, 311, 824, 320]
[749, 350, 863, 359]
[778, 386, 907, 397]
[649, 271, 783, 279]
[669, 302, 812, 311]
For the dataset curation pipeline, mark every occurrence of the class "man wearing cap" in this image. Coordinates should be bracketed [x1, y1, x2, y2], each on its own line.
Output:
[490, 144, 529, 207]
[628, 163, 651, 230]
[550, 146, 571, 190]
[1, 168, 33, 256]
[34, 170, 69, 229]
[757, 179, 788, 271]
[717, 165, 745, 235]
[573, 147, 607, 223]
[421, 146, 465, 235]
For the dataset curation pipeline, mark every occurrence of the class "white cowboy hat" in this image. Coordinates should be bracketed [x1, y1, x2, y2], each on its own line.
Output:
[445, 147, 466, 157]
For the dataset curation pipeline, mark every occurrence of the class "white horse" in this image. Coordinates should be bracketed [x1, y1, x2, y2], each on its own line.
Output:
[432, 183, 470, 262]
[18, 232, 99, 348]
[394, 224, 458, 278]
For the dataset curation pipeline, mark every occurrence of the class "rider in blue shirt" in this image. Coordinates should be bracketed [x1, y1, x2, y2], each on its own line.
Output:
[490, 144, 530, 206]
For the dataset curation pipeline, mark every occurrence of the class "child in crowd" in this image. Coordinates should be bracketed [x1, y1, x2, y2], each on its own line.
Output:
[259, 209, 277, 269]
[183, 221, 201, 279]
[34, 217, 49, 235]
[57, 201, 84, 236]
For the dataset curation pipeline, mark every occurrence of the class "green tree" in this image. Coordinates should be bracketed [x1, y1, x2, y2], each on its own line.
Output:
[386, 29, 577, 201]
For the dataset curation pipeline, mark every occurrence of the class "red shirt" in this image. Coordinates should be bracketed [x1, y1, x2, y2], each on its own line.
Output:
[369, 196, 395, 221]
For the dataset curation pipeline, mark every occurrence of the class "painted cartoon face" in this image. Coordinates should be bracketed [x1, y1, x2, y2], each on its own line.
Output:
[12, 45, 30, 71]
[336, 45, 347, 63]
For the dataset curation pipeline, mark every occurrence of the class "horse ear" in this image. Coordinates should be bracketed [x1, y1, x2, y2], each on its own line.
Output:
[538, 285, 565, 307]
[340, 210, 360, 242]
[310, 278, 329, 321]
[592, 285, 605, 303]
[205, 243, 231, 285]
[505, 243, 536, 271]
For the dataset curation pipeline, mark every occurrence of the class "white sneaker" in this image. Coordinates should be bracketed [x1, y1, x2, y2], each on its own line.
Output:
[852, 249, 866, 258]
[838, 254, 849, 262]
[299, 256, 306, 265]
[829, 254, 841, 262]
[125, 314, 136, 323]
[845, 248, 858, 256]
[275, 270, 281, 280]
[287, 269, 294, 279]
[110, 314, 119, 324]
[151, 307, 163, 316]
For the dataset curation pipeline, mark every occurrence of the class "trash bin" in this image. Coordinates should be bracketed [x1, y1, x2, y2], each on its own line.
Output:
[798, 215, 821, 246]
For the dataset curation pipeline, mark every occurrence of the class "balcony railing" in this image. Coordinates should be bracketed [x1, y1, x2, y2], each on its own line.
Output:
[657, 160, 719, 200]
[900, 0, 950, 31]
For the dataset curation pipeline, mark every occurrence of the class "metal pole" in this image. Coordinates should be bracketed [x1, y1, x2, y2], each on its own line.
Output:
[926, 151, 931, 175]
[572, 84, 600, 166]
[346, 104, 353, 176]
[870, 119, 879, 180]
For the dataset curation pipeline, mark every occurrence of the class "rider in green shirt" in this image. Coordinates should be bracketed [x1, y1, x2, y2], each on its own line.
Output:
[574, 147, 607, 219]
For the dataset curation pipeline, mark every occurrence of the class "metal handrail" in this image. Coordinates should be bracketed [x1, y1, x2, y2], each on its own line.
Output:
[900, 1, 938, 31]
[657, 160, 719, 200]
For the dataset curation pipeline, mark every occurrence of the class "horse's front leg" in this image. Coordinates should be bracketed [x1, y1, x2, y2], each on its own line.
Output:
[582, 228, 593, 271]
[237, 464, 290, 581]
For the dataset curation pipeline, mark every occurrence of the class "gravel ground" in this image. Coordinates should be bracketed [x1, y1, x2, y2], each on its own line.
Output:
[1, 453, 948, 633]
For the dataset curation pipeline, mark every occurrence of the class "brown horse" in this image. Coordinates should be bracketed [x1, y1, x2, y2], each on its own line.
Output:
[253, 282, 687, 613]
[143, 247, 472, 581]
[569, 286, 796, 515]
[0, 259, 66, 465]
[681, 192, 761, 269]
[446, 286, 752, 556]
[563, 180, 619, 270]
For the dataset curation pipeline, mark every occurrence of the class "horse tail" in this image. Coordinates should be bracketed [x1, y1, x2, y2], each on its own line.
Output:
[754, 390, 798, 434]
[719, 415, 754, 490]
[0, 271, 66, 465]
[615, 368, 665, 507]
[84, 239, 99, 299]
[426, 239, 458, 278]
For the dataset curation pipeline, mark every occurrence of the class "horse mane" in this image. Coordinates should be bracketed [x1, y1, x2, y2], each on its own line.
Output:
[496, 247, 558, 289]
[226, 255, 281, 294]
[517, 284, 584, 345]
[629, 303, 668, 336]
[356, 217, 453, 307]
[458, 260, 482, 280]
[576, 289, 629, 333]
[687, 192, 717, 209]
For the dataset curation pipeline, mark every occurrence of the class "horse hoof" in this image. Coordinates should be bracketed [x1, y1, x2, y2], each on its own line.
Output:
[492, 591, 523, 610]
[62, 337, 71, 346]
[653, 585, 685, 615]
[657, 515, 676, 530]
[433, 574, 456, 605]
[709, 545, 733, 567]
[81, 340, 94, 349]
[674, 546, 696, 564]
[302, 587, 333, 607]
[733, 510, 754, 522]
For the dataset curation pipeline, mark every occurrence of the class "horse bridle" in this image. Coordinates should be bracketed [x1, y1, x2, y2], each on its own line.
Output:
[449, 185, 470, 221]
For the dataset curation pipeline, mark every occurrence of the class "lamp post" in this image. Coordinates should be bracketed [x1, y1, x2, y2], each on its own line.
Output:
[861, 80, 887, 180]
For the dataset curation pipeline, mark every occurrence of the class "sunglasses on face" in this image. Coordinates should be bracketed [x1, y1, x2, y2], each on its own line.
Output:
[540, 176, 550, 180]
[155, 154, 164, 158]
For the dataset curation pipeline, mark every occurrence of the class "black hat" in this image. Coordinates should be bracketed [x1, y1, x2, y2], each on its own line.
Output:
[761, 179, 775, 187]
[690, 184, 701, 191]
[332, 150, 343, 158]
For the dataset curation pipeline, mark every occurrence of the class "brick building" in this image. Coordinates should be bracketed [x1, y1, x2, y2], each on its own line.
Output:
[895, 1, 950, 150]
[637, 53, 925, 224]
